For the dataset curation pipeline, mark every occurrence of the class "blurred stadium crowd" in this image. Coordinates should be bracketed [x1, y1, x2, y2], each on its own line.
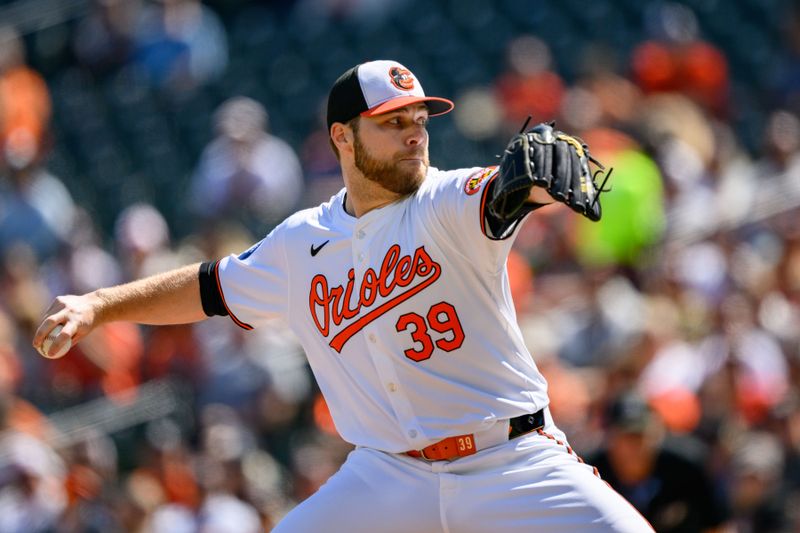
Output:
[1, 0, 800, 531]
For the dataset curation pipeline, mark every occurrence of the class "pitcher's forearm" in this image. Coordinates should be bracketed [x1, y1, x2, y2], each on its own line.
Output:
[93, 263, 207, 326]
[33, 263, 209, 356]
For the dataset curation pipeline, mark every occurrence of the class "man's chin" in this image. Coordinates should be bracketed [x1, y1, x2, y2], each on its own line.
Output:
[404, 164, 428, 189]
[381, 168, 426, 196]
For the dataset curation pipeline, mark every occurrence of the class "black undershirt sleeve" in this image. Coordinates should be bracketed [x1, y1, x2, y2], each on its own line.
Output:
[198, 261, 228, 317]
[482, 179, 547, 240]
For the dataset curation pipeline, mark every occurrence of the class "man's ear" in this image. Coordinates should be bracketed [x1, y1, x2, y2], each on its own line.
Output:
[331, 123, 353, 155]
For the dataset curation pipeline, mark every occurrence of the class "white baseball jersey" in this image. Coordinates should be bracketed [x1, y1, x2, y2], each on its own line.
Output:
[215, 166, 549, 452]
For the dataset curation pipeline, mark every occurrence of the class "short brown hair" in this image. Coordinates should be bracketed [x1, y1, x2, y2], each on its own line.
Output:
[329, 116, 360, 161]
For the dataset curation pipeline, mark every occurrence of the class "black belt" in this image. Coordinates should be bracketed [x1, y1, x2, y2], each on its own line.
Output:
[509, 408, 546, 439]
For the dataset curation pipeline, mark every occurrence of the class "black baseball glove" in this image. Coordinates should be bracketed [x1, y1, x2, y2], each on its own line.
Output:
[487, 123, 610, 222]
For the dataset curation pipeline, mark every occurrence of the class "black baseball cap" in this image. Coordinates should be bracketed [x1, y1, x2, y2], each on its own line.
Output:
[326, 60, 454, 130]
[606, 392, 654, 433]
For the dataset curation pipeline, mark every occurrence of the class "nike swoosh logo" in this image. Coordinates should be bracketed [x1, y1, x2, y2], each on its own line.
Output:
[310, 240, 330, 257]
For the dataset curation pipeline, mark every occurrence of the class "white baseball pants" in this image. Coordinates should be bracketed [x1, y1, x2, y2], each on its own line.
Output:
[273, 411, 653, 532]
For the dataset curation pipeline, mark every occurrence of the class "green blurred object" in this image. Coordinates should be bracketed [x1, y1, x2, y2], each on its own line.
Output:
[576, 149, 665, 266]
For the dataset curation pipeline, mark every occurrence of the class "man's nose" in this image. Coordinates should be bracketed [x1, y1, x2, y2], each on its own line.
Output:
[406, 125, 426, 146]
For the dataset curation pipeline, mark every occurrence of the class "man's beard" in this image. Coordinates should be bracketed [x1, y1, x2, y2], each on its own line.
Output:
[353, 134, 428, 196]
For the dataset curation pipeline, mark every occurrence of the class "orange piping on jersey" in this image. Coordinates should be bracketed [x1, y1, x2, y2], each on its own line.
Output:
[214, 261, 254, 330]
[602, 480, 657, 531]
[536, 429, 602, 478]
[479, 169, 500, 237]
[531, 432, 655, 531]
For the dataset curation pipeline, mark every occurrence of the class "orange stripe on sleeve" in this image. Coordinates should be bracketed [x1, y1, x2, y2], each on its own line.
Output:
[214, 260, 254, 330]
[479, 171, 500, 238]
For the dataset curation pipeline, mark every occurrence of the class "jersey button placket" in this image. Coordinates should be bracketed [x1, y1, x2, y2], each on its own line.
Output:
[352, 217, 425, 448]
[352, 224, 368, 271]
[362, 325, 423, 446]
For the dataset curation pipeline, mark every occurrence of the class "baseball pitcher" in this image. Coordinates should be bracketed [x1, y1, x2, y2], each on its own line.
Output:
[34, 60, 652, 532]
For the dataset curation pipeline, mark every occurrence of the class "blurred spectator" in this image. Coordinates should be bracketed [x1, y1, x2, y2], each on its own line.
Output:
[589, 391, 732, 533]
[289, 430, 351, 504]
[453, 87, 503, 142]
[114, 203, 176, 280]
[300, 109, 344, 207]
[193, 320, 271, 413]
[0, 393, 66, 533]
[770, 392, 800, 529]
[300, 99, 344, 206]
[729, 431, 791, 532]
[569, 46, 642, 131]
[65, 209, 123, 296]
[520, 313, 600, 451]
[0, 26, 51, 158]
[0, 142, 76, 262]
[558, 272, 643, 367]
[0, 244, 52, 338]
[574, 141, 666, 267]
[698, 292, 790, 424]
[132, 408, 278, 531]
[133, 0, 228, 90]
[754, 109, 800, 181]
[189, 97, 303, 231]
[637, 294, 708, 425]
[771, 3, 800, 111]
[0, 26, 71, 262]
[494, 35, 565, 128]
[197, 492, 262, 533]
[72, 0, 142, 77]
[636, 94, 719, 242]
[631, 2, 729, 116]
[0, 311, 22, 399]
[45, 318, 144, 404]
[59, 432, 122, 532]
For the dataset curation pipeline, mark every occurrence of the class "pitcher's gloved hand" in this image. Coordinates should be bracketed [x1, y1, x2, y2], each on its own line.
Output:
[488, 123, 611, 222]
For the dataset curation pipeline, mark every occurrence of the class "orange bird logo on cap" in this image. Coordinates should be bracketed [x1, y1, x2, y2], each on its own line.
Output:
[389, 67, 415, 90]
